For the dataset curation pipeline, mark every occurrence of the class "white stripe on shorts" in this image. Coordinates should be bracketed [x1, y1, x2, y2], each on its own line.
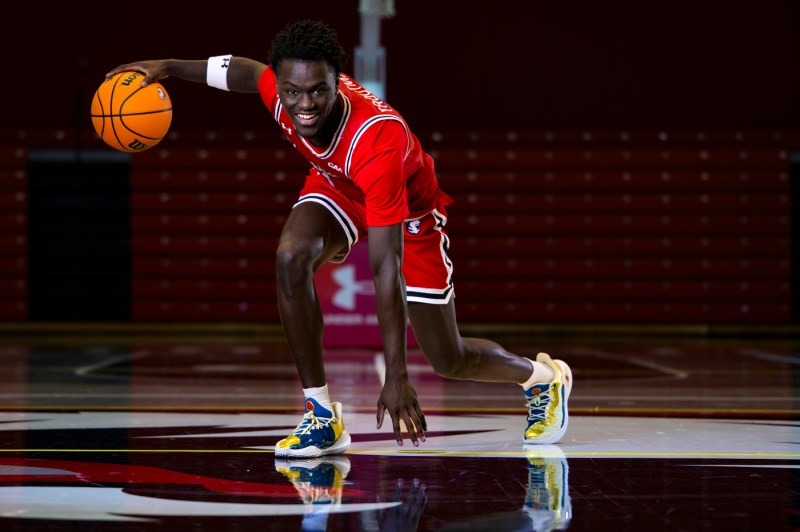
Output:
[293, 193, 359, 262]
[406, 209, 454, 305]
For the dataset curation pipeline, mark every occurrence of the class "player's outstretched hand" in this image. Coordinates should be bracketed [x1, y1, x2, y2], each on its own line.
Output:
[106, 60, 172, 87]
[377, 377, 427, 446]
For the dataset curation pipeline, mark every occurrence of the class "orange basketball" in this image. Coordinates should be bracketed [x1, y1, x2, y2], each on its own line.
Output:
[91, 71, 172, 152]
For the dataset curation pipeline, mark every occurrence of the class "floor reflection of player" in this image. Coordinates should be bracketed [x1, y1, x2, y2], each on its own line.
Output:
[275, 456, 352, 531]
[275, 457, 426, 532]
[522, 446, 572, 532]
[361, 478, 427, 532]
[434, 447, 572, 532]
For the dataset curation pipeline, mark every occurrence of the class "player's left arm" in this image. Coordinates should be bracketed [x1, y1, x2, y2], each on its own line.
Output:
[105, 56, 266, 93]
[369, 222, 426, 447]
[352, 120, 426, 446]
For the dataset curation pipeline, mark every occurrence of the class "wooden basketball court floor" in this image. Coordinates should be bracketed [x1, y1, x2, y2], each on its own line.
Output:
[0, 332, 798, 531]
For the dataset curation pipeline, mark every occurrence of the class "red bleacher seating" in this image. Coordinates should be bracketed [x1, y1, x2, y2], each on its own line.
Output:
[0, 126, 795, 324]
[437, 170, 789, 193]
[0, 161, 28, 320]
[122, 128, 796, 322]
[128, 142, 297, 320]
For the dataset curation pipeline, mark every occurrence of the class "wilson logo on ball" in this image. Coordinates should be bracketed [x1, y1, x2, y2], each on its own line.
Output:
[120, 72, 140, 87]
[127, 139, 149, 151]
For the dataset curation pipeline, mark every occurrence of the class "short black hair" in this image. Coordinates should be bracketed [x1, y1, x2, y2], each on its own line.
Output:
[268, 20, 348, 75]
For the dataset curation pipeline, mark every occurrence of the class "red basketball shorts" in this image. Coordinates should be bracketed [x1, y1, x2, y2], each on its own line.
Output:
[295, 175, 454, 305]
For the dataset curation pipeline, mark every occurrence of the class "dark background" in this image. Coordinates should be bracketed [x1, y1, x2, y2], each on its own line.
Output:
[2, 0, 797, 132]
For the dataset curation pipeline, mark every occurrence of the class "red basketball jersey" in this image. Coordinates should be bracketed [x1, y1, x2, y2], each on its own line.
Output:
[258, 67, 450, 226]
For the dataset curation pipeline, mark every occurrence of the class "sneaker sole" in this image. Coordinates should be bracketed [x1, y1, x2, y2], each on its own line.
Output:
[274, 455, 352, 479]
[274, 430, 352, 458]
[523, 360, 572, 445]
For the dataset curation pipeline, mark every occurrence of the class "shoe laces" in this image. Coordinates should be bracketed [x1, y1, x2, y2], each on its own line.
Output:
[526, 466, 552, 506]
[294, 411, 337, 436]
[526, 385, 553, 422]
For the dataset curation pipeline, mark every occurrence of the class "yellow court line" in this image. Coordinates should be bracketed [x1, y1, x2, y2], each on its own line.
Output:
[0, 449, 798, 459]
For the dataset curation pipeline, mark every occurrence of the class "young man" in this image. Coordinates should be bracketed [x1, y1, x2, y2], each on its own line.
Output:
[107, 20, 572, 457]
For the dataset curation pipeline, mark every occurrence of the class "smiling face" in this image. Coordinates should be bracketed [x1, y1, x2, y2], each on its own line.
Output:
[275, 59, 341, 147]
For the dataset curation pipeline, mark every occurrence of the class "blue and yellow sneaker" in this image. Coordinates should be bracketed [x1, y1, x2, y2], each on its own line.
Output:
[522, 444, 572, 531]
[275, 455, 351, 506]
[275, 398, 351, 458]
[523, 353, 573, 445]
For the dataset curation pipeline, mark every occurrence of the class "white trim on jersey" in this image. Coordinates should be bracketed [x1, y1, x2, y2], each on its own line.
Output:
[344, 115, 411, 179]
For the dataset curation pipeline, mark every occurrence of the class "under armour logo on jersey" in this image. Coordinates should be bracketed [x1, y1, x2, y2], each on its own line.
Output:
[280, 122, 293, 136]
[332, 265, 375, 310]
[406, 220, 421, 235]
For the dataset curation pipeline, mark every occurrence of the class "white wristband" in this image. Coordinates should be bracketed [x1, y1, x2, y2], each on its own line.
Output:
[207, 55, 232, 91]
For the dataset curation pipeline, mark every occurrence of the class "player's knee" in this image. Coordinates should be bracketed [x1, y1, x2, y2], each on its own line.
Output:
[275, 242, 315, 290]
[427, 351, 470, 380]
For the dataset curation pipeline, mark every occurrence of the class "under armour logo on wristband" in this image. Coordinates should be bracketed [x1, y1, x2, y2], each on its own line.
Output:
[207, 55, 232, 90]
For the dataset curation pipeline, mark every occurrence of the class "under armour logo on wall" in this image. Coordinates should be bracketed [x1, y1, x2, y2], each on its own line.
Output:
[405, 220, 421, 235]
[332, 265, 374, 310]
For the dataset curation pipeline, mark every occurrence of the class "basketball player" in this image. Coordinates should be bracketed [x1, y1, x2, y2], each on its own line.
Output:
[107, 20, 572, 458]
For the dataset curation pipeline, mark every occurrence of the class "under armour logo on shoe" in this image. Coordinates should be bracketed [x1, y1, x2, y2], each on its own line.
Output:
[406, 220, 421, 234]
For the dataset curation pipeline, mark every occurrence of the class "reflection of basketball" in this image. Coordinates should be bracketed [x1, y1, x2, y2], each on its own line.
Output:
[91, 71, 172, 152]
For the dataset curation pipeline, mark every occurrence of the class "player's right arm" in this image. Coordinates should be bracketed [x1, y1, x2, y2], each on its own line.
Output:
[105, 57, 267, 93]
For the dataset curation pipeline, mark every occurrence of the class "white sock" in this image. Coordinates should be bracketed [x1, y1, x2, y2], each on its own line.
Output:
[303, 384, 332, 411]
[519, 358, 555, 388]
